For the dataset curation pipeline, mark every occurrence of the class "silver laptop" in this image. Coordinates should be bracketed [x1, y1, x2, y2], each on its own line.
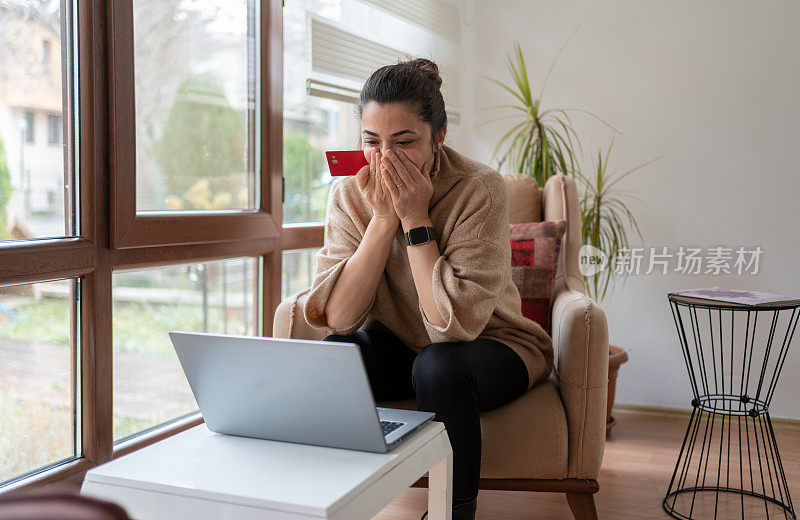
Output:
[168, 331, 434, 453]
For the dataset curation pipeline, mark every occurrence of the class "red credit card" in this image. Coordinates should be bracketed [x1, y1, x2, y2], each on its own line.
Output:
[326, 150, 369, 176]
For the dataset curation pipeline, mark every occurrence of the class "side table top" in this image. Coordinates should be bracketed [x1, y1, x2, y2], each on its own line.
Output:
[83, 420, 446, 517]
[668, 292, 800, 310]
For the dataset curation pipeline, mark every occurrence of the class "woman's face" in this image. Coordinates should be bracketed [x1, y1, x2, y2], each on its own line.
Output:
[360, 101, 445, 176]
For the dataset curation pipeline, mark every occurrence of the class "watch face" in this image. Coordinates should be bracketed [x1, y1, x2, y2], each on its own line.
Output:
[408, 227, 430, 244]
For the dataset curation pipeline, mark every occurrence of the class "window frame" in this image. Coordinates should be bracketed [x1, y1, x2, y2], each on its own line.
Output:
[0, 0, 328, 493]
[107, 0, 282, 249]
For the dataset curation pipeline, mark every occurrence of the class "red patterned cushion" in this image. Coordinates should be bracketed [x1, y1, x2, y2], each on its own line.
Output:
[509, 219, 567, 335]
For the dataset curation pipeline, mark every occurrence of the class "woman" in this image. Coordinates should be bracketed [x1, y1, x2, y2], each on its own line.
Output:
[303, 58, 554, 520]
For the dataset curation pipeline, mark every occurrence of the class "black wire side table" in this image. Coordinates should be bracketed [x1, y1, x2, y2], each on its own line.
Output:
[664, 292, 800, 520]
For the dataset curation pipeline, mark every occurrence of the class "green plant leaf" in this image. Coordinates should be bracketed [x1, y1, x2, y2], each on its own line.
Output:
[481, 104, 529, 113]
[469, 113, 527, 134]
[485, 76, 528, 106]
[513, 41, 534, 107]
[561, 107, 622, 134]
[605, 154, 663, 191]
[490, 120, 528, 162]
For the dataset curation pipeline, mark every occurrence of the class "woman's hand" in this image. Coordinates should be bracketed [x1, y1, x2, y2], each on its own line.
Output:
[379, 149, 433, 223]
[355, 149, 399, 225]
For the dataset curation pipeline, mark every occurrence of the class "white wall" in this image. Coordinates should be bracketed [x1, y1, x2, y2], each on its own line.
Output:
[455, 0, 800, 419]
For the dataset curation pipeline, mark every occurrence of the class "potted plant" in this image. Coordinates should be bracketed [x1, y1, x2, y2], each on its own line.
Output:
[481, 31, 604, 187]
[485, 35, 659, 434]
[573, 137, 660, 433]
[574, 137, 660, 302]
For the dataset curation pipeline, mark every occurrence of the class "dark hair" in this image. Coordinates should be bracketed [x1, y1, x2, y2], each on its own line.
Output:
[357, 57, 447, 142]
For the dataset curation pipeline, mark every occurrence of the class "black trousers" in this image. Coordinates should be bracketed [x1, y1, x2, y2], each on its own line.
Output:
[322, 326, 529, 502]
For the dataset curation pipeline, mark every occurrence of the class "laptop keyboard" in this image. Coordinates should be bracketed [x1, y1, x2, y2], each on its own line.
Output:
[381, 420, 404, 436]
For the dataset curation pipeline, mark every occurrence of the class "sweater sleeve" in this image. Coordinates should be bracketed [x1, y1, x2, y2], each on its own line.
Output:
[303, 180, 377, 336]
[419, 173, 511, 343]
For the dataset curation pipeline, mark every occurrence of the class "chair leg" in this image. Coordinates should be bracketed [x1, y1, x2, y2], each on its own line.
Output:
[565, 492, 598, 520]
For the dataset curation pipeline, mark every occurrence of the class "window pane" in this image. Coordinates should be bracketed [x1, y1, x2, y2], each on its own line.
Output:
[0, 279, 79, 486]
[0, 0, 77, 240]
[112, 258, 257, 442]
[282, 248, 318, 300]
[133, 0, 258, 212]
[283, 0, 359, 225]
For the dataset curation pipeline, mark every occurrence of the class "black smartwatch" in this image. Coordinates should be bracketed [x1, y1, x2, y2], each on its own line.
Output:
[404, 226, 436, 246]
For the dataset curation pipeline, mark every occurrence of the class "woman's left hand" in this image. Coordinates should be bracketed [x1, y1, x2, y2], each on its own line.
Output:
[379, 149, 434, 222]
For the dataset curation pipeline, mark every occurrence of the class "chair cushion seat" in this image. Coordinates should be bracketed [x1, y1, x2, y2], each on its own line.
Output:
[376, 372, 568, 480]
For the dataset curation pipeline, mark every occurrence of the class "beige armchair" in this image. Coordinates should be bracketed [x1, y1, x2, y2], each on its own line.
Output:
[273, 173, 609, 520]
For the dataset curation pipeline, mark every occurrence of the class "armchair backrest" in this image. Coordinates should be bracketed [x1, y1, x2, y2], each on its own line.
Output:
[502, 173, 586, 297]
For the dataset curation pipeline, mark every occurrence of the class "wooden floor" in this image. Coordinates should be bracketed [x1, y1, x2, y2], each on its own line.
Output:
[42, 408, 799, 519]
[373, 408, 800, 520]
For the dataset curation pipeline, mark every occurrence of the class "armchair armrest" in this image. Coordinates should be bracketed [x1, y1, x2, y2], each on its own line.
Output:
[273, 288, 329, 341]
[551, 283, 609, 480]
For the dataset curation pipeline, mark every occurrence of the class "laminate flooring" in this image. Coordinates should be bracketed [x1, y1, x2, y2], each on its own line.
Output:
[374, 408, 800, 520]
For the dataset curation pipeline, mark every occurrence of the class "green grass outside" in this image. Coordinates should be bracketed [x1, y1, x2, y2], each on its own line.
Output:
[1, 296, 215, 484]
[0, 395, 73, 484]
[2, 297, 246, 355]
[0, 392, 178, 485]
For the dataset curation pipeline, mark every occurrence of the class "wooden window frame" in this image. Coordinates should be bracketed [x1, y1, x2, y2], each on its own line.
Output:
[0, 0, 324, 494]
[107, 0, 282, 249]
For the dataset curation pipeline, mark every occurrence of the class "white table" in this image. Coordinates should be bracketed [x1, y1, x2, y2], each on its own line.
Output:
[81, 421, 452, 520]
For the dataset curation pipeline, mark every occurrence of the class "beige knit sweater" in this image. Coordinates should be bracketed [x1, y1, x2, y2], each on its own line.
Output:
[303, 145, 554, 390]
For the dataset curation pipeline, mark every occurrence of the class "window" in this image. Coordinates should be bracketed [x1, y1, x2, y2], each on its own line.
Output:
[281, 1, 461, 228]
[48, 114, 62, 145]
[132, 0, 257, 213]
[1, 0, 462, 490]
[282, 1, 360, 226]
[24, 111, 34, 143]
[0, 280, 79, 486]
[112, 258, 257, 442]
[42, 39, 51, 72]
[1, 0, 74, 241]
[282, 248, 319, 300]
[0, 0, 285, 491]
[110, 0, 279, 250]
[0, 0, 79, 489]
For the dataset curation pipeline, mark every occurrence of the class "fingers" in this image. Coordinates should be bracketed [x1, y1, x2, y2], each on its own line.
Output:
[375, 156, 385, 199]
[382, 169, 398, 199]
[368, 150, 378, 193]
[355, 163, 369, 190]
[394, 149, 423, 184]
[379, 152, 398, 186]
[378, 151, 392, 200]
[421, 162, 431, 186]
[382, 149, 415, 186]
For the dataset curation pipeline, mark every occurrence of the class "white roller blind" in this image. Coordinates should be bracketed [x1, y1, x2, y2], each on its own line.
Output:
[310, 15, 403, 84]
[309, 15, 461, 122]
[356, 0, 460, 42]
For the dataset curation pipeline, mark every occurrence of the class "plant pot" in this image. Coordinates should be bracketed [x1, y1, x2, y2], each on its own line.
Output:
[606, 344, 629, 436]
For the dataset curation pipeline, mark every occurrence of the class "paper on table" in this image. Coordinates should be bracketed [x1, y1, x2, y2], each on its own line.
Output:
[669, 286, 800, 306]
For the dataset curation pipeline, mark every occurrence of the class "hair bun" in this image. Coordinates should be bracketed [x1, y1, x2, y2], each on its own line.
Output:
[397, 57, 442, 89]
